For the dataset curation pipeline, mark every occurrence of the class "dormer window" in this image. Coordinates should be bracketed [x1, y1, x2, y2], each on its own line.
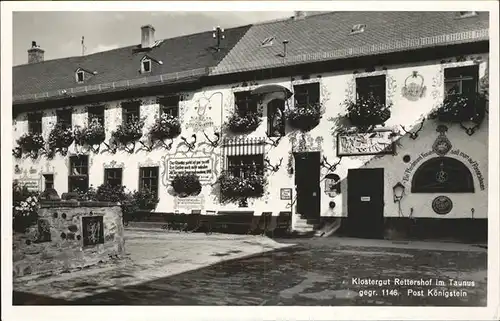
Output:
[350, 24, 366, 35]
[76, 70, 85, 83]
[142, 59, 151, 73]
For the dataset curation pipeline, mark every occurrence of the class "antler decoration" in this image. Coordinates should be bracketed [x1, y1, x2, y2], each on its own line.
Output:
[400, 118, 425, 140]
[181, 134, 197, 151]
[203, 131, 220, 147]
[459, 122, 480, 136]
[320, 156, 342, 173]
[138, 140, 155, 152]
[264, 157, 283, 172]
[265, 132, 282, 147]
[102, 140, 118, 154]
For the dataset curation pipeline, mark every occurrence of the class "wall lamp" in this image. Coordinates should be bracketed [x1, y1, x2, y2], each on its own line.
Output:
[393, 182, 406, 203]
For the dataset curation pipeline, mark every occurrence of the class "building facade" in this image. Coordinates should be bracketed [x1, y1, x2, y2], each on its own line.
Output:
[13, 12, 490, 238]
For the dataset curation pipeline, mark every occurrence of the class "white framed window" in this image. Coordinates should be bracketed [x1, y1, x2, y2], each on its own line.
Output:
[141, 58, 152, 73]
[76, 70, 85, 83]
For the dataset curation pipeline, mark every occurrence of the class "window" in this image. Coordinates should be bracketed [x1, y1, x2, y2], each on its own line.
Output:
[76, 70, 85, 83]
[351, 24, 366, 34]
[267, 99, 285, 137]
[444, 65, 478, 96]
[227, 154, 264, 179]
[356, 75, 386, 104]
[68, 155, 89, 193]
[458, 11, 478, 18]
[261, 37, 274, 47]
[139, 167, 159, 197]
[56, 109, 72, 129]
[411, 157, 474, 193]
[294, 82, 320, 107]
[122, 101, 140, 124]
[159, 95, 180, 117]
[234, 91, 258, 114]
[43, 174, 54, 190]
[28, 112, 43, 134]
[142, 59, 151, 73]
[88, 105, 105, 126]
[104, 168, 123, 187]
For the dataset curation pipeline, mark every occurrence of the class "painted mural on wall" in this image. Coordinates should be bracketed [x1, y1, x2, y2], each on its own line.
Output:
[337, 131, 395, 156]
[401, 71, 427, 101]
[82, 216, 104, 246]
[14, 166, 41, 192]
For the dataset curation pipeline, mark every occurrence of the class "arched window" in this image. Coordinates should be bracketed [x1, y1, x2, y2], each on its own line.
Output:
[411, 157, 474, 193]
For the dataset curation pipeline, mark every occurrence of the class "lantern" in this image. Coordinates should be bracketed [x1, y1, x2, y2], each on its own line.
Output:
[392, 182, 405, 203]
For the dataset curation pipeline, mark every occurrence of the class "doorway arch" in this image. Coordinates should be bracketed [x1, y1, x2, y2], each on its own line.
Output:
[411, 157, 474, 193]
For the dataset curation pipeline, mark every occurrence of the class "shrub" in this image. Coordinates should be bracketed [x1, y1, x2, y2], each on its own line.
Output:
[12, 181, 39, 233]
[171, 173, 202, 197]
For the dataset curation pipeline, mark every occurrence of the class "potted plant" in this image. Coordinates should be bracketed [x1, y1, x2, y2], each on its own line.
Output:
[74, 118, 106, 153]
[225, 110, 261, 134]
[111, 116, 145, 153]
[15, 132, 45, 158]
[286, 103, 322, 131]
[47, 122, 74, 158]
[217, 171, 266, 204]
[344, 94, 392, 131]
[429, 92, 487, 123]
[150, 113, 182, 146]
[171, 173, 202, 197]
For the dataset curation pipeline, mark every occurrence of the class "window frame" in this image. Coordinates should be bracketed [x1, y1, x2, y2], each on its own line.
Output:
[444, 65, 479, 97]
[43, 174, 54, 190]
[355, 75, 386, 105]
[76, 70, 85, 83]
[56, 108, 73, 129]
[267, 99, 285, 137]
[227, 154, 264, 179]
[104, 168, 123, 187]
[293, 82, 320, 108]
[122, 101, 141, 125]
[159, 95, 180, 118]
[139, 166, 159, 197]
[68, 155, 89, 192]
[234, 91, 258, 114]
[142, 58, 152, 73]
[28, 112, 43, 135]
[88, 105, 105, 126]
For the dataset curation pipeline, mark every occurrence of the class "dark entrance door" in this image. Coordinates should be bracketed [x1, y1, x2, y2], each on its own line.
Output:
[347, 168, 385, 239]
[294, 152, 321, 219]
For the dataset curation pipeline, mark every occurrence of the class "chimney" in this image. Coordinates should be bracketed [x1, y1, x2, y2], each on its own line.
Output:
[141, 25, 155, 49]
[28, 41, 44, 64]
[293, 11, 307, 20]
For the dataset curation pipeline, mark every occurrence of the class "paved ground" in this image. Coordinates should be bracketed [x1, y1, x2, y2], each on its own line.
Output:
[13, 231, 487, 306]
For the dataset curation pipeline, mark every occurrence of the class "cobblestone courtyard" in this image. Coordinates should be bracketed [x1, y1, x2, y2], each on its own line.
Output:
[14, 231, 487, 306]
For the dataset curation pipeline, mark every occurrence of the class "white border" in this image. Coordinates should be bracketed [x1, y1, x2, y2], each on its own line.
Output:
[2, 1, 499, 321]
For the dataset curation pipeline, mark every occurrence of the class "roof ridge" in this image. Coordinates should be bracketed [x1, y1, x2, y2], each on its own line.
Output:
[252, 11, 336, 26]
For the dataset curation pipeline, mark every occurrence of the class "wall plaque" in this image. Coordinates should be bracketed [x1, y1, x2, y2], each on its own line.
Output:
[17, 178, 41, 192]
[432, 196, 453, 215]
[82, 216, 104, 246]
[166, 156, 214, 182]
[174, 196, 205, 210]
[280, 188, 292, 200]
[337, 131, 395, 156]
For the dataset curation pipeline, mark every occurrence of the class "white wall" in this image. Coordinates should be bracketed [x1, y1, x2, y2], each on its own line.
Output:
[12, 52, 489, 221]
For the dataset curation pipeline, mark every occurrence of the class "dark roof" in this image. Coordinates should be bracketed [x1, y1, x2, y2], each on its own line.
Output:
[212, 11, 489, 75]
[13, 24, 252, 103]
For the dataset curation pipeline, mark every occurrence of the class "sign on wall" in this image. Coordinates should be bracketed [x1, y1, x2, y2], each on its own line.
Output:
[17, 178, 41, 192]
[166, 157, 214, 182]
[337, 131, 395, 156]
[280, 188, 292, 200]
[174, 196, 205, 210]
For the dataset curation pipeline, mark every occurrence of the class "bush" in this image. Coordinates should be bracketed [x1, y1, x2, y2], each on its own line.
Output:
[171, 173, 202, 197]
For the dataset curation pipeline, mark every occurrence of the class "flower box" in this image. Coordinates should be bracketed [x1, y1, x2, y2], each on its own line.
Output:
[344, 95, 392, 131]
[48, 123, 75, 157]
[225, 111, 261, 134]
[74, 119, 106, 147]
[16, 132, 45, 158]
[217, 172, 265, 204]
[286, 103, 321, 131]
[171, 173, 202, 197]
[112, 116, 144, 152]
[429, 92, 487, 123]
[150, 113, 182, 142]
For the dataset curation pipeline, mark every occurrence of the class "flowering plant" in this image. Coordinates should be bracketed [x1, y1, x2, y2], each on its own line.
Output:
[429, 92, 487, 123]
[286, 103, 322, 131]
[12, 181, 39, 233]
[47, 122, 74, 158]
[344, 94, 392, 131]
[112, 116, 145, 152]
[150, 113, 181, 142]
[16, 132, 45, 158]
[225, 110, 261, 133]
[74, 118, 106, 150]
[217, 171, 266, 204]
[171, 173, 202, 197]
